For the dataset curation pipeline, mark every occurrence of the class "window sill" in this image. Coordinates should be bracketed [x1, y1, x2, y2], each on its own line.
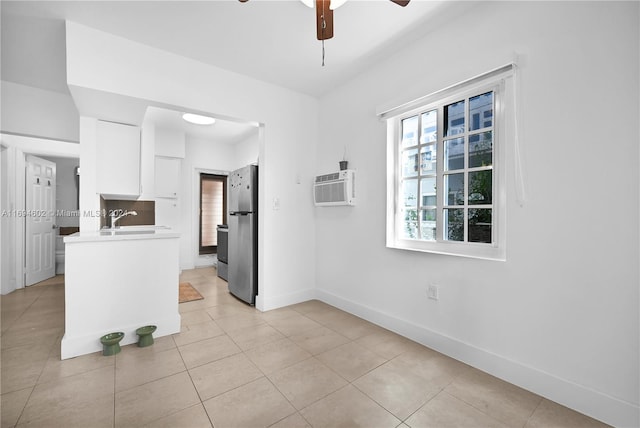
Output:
[387, 239, 506, 261]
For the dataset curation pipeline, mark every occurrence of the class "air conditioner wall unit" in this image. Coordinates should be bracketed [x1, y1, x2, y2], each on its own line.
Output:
[314, 170, 356, 206]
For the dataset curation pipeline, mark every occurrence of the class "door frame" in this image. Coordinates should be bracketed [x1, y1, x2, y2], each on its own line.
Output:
[191, 167, 228, 268]
[0, 133, 79, 294]
[198, 173, 227, 255]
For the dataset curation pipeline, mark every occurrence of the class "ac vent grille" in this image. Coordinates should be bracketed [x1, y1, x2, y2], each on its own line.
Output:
[315, 172, 340, 183]
[313, 170, 356, 206]
[314, 182, 346, 203]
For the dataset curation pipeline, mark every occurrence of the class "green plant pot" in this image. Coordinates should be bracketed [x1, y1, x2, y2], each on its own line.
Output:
[135, 325, 157, 347]
[100, 332, 124, 356]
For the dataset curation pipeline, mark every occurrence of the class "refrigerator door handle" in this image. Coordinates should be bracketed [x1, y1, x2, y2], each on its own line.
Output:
[230, 211, 251, 216]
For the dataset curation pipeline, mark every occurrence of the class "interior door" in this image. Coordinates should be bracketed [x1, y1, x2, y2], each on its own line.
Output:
[25, 155, 56, 286]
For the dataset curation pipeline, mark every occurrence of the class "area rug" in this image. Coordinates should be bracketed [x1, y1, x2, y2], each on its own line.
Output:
[179, 282, 204, 303]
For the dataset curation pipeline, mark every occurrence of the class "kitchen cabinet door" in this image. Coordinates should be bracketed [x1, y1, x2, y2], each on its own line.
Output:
[155, 157, 180, 198]
[96, 120, 140, 197]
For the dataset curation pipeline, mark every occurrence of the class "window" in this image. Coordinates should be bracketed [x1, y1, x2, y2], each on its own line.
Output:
[384, 66, 512, 260]
[199, 174, 227, 255]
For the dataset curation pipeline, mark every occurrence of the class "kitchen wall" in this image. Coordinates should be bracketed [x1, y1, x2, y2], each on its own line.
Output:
[233, 131, 260, 169]
[101, 199, 155, 228]
[180, 135, 234, 269]
[66, 21, 318, 311]
[179, 133, 259, 270]
[314, 2, 638, 427]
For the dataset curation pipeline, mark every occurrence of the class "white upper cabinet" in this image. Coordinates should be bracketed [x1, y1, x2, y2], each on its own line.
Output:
[96, 120, 140, 198]
[155, 157, 181, 198]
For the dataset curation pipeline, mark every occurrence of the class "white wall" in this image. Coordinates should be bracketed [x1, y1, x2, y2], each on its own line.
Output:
[233, 131, 260, 170]
[1, 146, 11, 294]
[0, 81, 79, 142]
[181, 135, 235, 270]
[315, 2, 638, 427]
[65, 21, 318, 310]
[42, 156, 80, 228]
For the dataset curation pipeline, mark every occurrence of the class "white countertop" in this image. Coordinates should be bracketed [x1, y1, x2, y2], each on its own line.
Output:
[64, 226, 180, 243]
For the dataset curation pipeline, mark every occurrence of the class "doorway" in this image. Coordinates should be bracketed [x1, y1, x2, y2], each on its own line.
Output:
[199, 173, 227, 255]
[0, 134, 80, 294]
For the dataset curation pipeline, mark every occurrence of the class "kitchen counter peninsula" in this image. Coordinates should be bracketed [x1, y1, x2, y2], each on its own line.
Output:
[61, 226, 181, 359]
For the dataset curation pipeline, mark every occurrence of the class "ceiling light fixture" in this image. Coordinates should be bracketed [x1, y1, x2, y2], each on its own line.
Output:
[182, 113, 216, 125]
[239, 0, 410, 66]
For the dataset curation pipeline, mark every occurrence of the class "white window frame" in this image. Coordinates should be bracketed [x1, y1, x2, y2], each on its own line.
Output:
[383, 66, 513, 261]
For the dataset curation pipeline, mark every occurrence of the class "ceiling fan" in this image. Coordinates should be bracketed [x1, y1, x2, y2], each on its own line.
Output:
[239, 0, 410, 41]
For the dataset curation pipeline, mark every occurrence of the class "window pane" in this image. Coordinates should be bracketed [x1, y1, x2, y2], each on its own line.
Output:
[402, 148, 419, 177]
[420, 110, 437, 143]
[402, 210, 418, 239]
[444, 173, 464, 205]
[402, 116, 419, 147]
[444, 208, 464, 241]
[444, 100, 465, 136]
[401, 179, 418, 208]
[469, 208, 492, 243]
[201, 179, 224, 247]
[420, 145, 436, 174]
[469, 92, 493, 131]
[420, 209, 436, 241]
[444, 138, 464, 171]
[420, 177, 436, 207]
[468, 170, 492, 205]
[469, 132, 492, 168]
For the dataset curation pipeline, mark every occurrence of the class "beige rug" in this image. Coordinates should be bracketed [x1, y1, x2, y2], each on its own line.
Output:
[179, 282, 204, 303]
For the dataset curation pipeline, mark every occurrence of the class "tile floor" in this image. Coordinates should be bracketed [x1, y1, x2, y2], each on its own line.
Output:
[1, 268, 610, 428]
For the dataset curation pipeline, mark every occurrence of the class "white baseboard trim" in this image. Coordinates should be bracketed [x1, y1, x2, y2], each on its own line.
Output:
[316, 289, 638, 428]
[180, 262, 196, 271]
[61, 314, 181, 360]
[259, 287, 317, 312]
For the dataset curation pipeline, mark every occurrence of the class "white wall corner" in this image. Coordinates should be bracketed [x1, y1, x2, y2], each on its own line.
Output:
[259, 288, 317, 313]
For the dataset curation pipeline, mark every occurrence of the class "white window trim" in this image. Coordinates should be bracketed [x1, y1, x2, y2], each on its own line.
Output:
[383, 66, 515, 261]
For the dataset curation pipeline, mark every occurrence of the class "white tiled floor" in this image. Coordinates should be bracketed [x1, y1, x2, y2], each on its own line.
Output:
[1, 268, 610, 427]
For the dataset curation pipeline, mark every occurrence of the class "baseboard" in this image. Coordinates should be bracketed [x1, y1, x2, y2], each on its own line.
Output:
[316, 289, 638, 428]
[195, 255, 216, 268]
[61, 314, 181, 360]
[259, 287, 317, 312]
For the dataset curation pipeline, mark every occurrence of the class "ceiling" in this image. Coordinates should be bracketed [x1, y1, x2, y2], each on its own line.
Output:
[1, 0, 460, 142]
[1, 0, 453, 98]
[144, 107, 258, 143]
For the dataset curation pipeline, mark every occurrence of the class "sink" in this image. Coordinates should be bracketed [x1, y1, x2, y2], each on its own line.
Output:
[100, 230, 156, 236]
[101, 225, 170, 232]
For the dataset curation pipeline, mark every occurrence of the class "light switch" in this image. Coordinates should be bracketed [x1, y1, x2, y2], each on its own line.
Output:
[272, 197, 280, 210]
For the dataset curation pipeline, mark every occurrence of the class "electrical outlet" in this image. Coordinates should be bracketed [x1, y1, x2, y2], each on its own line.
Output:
[427, 284, 439, 300]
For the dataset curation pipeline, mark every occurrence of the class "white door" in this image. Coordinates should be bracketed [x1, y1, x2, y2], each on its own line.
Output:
[25, 155, 56, 286]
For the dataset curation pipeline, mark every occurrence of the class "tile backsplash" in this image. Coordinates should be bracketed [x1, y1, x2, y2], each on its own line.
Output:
[100, 198, 155, 228]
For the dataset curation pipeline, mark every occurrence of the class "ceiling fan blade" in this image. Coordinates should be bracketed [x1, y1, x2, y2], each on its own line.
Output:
[389, 0, 410, 6]
[316, 0, 334, 40]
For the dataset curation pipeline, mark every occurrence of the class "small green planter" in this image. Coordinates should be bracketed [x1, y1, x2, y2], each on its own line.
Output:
[100, 332, 124, 356]
[136, 325, 157, 347]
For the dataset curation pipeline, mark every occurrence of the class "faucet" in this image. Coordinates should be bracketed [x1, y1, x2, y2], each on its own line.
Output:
[110, 210, 137, 229]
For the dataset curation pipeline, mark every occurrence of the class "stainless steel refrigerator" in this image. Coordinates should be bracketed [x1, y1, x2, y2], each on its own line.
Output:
[228, 165, 258, 304]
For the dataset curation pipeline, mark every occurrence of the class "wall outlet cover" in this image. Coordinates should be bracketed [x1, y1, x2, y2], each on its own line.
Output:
[427, 285, 439, 300]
